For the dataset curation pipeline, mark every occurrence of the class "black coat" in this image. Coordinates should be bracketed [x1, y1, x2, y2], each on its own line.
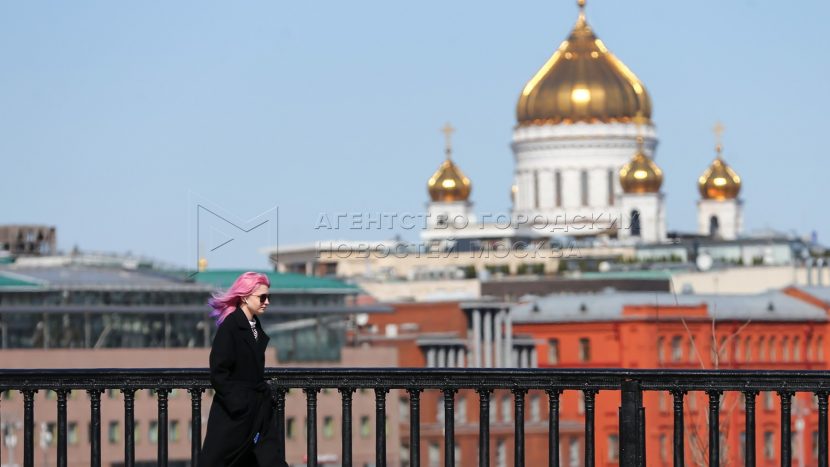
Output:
[199, 307, 286, 467]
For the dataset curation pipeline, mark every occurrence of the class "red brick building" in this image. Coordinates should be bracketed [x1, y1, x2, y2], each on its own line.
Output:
[362, 286, 830, 466]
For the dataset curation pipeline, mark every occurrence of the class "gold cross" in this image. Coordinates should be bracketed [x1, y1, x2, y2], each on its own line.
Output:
[713, 121, 725, 152]
[441, 122, 455, 158]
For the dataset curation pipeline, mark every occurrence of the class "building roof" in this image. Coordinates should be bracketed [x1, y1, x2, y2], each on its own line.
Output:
[191, 270, 359, 293]
[512, 289, 830, 323]
[0, 266, 208, 291]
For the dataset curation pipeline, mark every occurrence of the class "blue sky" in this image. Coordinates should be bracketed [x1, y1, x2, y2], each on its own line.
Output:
[1, 1, 828, 269]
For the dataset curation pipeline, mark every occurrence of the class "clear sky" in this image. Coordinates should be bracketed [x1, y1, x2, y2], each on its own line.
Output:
[1, 1, 828, 269]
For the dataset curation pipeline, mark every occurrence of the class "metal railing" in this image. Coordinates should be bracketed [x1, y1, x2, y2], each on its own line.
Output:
[1, 368, 829, 467]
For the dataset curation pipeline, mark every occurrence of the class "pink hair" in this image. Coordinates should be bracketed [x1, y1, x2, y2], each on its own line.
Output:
[208, 272, 271, 325]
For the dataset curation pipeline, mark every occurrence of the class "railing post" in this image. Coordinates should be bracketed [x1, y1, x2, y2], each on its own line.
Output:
[779, 391, 793, 467]
[443, 388, 456, 467]
[513, 388, 527, 467]
[619, 380, 643, 467]
[188, 387, 204, 467]
[304, 388, 319, 467]
[87, 389, 103, 467]
[375, 387, 389, 467]
[123, 388, 137, 467]
[584, 389, 597, 467]
[818, 391, 828, 467]
[23, 389, 36, 467]
[157, 388, 170, 467]
[57, 389, 68, 467]
[671, 390, 685, 467]
[707, 390, 721, 467]
[407, 388, 422, 467]
[272, 387, 287, 464]
[744, 391, 758, 467]
[477, 388, 492, 467]
[547, 389, 562, 467]
[339, 387, 355, 467]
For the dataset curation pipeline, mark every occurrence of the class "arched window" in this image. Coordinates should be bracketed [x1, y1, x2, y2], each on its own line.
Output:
[720, 336, 729, 364]
[793, 336, 801, 361]
[709, 215, 720, 238]
[688, 339, 697, 364]
[630, 210, 641, 237]
[818, 337, 825, 362]
[758, 336, 766, 361]
[782, 336, 790, 362]
[806, 335, 814, 361]
[580, 170, 589, 207]
[769, 337, 777, 362]
[671, 336, 682, 362]
[657, 336, 665, 363]
[744, 336, 752, 362]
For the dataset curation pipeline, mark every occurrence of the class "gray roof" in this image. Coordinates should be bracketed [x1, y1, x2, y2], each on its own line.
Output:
[512, 289, 829, 323]
[801, 287, 830, 305]
[0, 266, 211, 291]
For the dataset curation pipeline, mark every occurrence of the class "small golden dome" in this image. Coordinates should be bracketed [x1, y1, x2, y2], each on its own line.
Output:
[619, 137, 663, 193]
[698, 148, 741, 200]
[510, 184, 518, 203]
[198, 257, 208, 272]
[428, 159, 471, 202]
[516, 0, 651, 126]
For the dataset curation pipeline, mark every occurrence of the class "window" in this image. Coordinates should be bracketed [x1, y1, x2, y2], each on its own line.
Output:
[659, 433, 668, 462]
[437, 399, 444, 423]
[554, 171, 562, 207]
[108, 421, 120, 444]
[758, 336, 766, 361]
[657, 336, 665, 363]
[455, 397, 467, 424]
[782, 336, 790, 361]
[360, 416, 371, 438]
[149, 421, 158, 444]
[286, 417, 295, 439]
[170, 420, 179, 442]
[688, 339, 697, 364]
[764, 391, 774, 411]
[496, 438, 507, 467]
[454, 445, 461, 467]
[578, 392, 585, 415]
[579, 338, 590, 362]
[323, 416, 334, 440]
[814, 430, 820, 460]
[533, 170, 540, 209]
[807, 335, 814, 361]
[429, 441, 441, 467]
[134, 421, 141, 444]
[818, 336, 824, 362]
[744, 336, 752, 362]
[548, 339, 560, 365]
[530, 395, 541, 422]
[107, 388, 119, 400]
[399, 396, 409, 421]
[793, 336, 801, 361]
[569, 437, 580, 467]
[740, 431, 746, 462]
[769, 337, 777, 362]
[580, 170, 589, 207]
[68, 422, 78, 445]
[607, 169, 615, 206]
[608, 434, 619, 462]
[764, 431, 775, 459]
[630, 210, 641, 237]
[671, 336, 682, 362]
[502, 396, 512, 423]
[659, 392, 668, 413]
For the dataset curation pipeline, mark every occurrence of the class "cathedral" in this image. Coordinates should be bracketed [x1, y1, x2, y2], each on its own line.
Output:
[424, 0, 743, 247]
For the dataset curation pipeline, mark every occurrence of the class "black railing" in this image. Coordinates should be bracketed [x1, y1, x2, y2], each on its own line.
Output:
[0, 368, 829, 467]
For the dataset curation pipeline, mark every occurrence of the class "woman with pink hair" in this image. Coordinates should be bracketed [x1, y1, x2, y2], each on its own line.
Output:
[199, 271, 287, 466]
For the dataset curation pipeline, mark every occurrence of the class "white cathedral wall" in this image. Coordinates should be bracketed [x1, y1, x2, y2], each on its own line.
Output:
[511, 122, 658, 236]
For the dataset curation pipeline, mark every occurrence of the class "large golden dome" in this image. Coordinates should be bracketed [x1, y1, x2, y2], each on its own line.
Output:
[620, 137, 663, 193]
[516, 0, 652, 126]
[698, 146, 741, 200]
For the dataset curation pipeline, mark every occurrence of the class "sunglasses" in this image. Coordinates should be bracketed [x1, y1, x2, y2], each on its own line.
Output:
[252, 294, 270, 303]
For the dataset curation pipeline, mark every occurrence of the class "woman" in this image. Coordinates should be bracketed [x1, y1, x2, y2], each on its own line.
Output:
[199, 271, 287, 467]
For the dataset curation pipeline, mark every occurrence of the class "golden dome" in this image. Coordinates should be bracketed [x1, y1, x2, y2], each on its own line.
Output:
[698, 148, 741, 200]
[428, 123, 472, 202]
[619, 137, 663, 193]
[428, 159, 471, 202]
[516, 0, 652, 126]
